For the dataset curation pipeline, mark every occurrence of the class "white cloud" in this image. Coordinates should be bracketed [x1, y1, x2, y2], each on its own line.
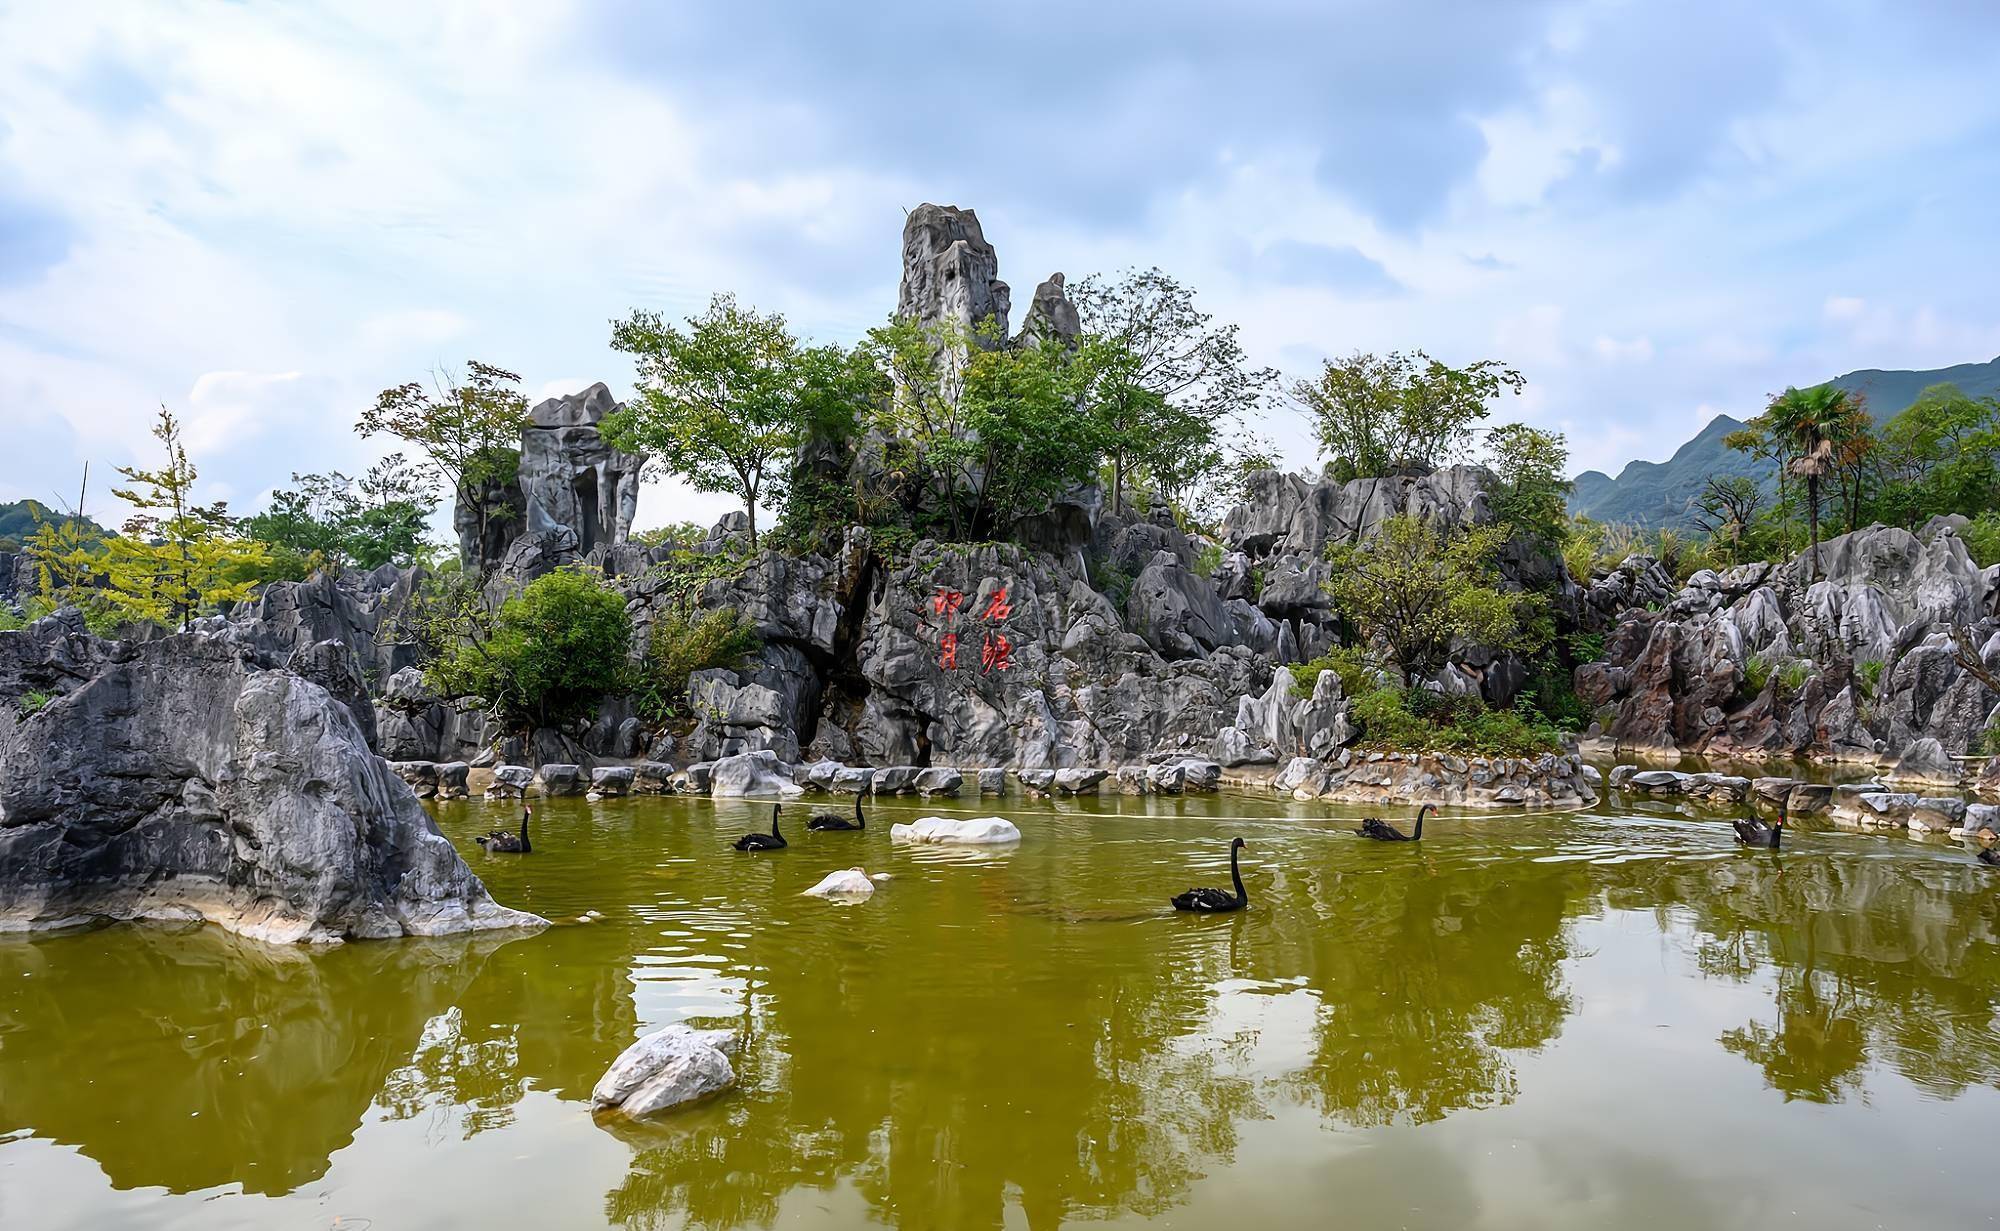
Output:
[0, 1, 1997, 530]
[1593, 334, 1655, 363]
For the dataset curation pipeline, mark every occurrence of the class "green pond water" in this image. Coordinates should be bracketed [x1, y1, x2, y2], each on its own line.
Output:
[3, 791, 1999, 1230]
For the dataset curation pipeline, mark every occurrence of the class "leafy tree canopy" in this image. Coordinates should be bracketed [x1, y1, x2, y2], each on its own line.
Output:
[605, 295, 870, 550]
[1070, 268, 1275, 515]
[1296, 350, 1524, 479]
[1322, 514, 1545, 682]
[102, 408, 270, 631]
[425, 567, 633, 733]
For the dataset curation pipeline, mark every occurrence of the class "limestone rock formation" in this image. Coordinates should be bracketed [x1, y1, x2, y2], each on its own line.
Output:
[454, 383, 647, 575]
[897, 203, 1011, 351]
[592, 1024, 737, 1118]
[1015, 272, 1081, 348]
[1576, 524, 2000, 766]
[0, 613, 543, 942]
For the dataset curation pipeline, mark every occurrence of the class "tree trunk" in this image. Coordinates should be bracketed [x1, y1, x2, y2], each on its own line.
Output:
[1112, 450, 1126, 516]
[1806, 474, 1821, 582]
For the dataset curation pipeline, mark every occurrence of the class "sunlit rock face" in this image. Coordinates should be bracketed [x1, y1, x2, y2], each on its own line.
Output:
[897, 203, 1011, 361]
[0, 613, 544, 942]
[1578, 522, 2000, 767]
[451, 382, 648, 576]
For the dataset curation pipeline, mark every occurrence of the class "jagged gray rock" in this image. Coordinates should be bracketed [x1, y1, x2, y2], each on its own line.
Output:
[0, 616, 542, 942]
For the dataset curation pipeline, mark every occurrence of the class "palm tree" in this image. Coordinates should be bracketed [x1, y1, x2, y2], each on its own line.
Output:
[1765, 383, 1861, 581]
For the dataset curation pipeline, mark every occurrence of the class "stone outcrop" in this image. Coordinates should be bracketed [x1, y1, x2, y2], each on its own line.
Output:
[592, 1024, 737, 1119]
[453, 383, 647, 575]
[1273, 750, 1596, 810]
[0, 613, 542, 942]
[897, 204, 1011, 370]
[1577, 524, 2000, 767]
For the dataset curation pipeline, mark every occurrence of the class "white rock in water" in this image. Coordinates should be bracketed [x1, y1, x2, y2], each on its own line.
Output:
[591, 1024, 736, 1118]
[889, 816, 1022, 845]
[802, 868, 875, 899]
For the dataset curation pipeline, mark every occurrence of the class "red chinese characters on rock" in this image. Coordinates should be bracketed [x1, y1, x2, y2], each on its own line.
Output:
[929, 583, 1015, 674]
[979, 630, 1013, 672]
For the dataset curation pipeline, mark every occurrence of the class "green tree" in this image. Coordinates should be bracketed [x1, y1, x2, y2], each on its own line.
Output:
[19, 467, 111, 625]
[605, 295, 863, 551]
[1723, 418, 1798, 557]
[949, 336, 1109, 536]
[1765, 383, 1865, 579]
[240, 455, 437, 579]
[1690, 475, 1766, 564]
[358, 361, 527, 569]
[426, 568, 632, 733]
[1322, 514, 1545, 683]
[1185, 430, 1282, 528]
[1070, 269, 1274, 516]
[1296, 350, 1524, 479]
[1872, 383, 2000, 528]
[103, 408, 270, 630]
[1485, 424, 1571, 546]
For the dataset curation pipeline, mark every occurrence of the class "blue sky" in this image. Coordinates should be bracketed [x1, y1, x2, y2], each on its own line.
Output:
[2, 1, 1998, 530]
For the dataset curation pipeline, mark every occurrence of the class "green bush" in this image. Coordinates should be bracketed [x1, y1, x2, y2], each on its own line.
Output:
[1348, 685, 1567, 757]
[1567, 631, 1607, 664]
[1963, 512, 2000, 568]
[1855, 658, 1885, 699]
[635, 609, 761, 726]
[1291, 645, 1375, 698]
[1192, 541, 1223, 579]
[1777, 660, 1811, 693]
[17, 689, 51, 716]
[1742, 654, 1774, 696]
[1094, 562, 1136, 610]
[0, 606, 23, 633]
[426, 568, 632, 733]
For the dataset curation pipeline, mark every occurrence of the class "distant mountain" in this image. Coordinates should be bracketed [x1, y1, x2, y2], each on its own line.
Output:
[1569, 355, 2000, 529]
[0, 499, 109, 547]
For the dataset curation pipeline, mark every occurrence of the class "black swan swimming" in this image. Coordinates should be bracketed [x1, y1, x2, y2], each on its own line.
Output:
[1172, 838, 1249, 913]
[1356, 804, 1434, 843]
[1733, 803, 1784, 849]
[476, 804, 532, 854]
[732, 804, 788, 851]
[1976, 846, 1998, 866]
[809, 793, 865, 832]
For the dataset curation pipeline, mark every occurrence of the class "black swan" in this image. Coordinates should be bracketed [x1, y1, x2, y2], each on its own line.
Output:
[1172, 838, 1249, 913]
[1356, 804, 1434, 843]
[476, 805, 532, 854]
[1976, 846, 1998, 866]
[809, 793, 865, 832]
[732, 804, 788, 851]
[1733, 803, 1784, 849]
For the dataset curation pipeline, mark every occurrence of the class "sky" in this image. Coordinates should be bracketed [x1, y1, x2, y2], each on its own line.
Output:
[3, 0, 1999, 533]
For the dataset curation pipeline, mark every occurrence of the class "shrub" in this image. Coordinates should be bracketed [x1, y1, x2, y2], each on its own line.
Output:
[1742, 654, 1774, 696]
[1855, 658, 1886, 699]
[1778, 660, 1811, 694]
[1192, 541, 1223, 579]
[1291, 644, 1376, 699]
[1567, 631, 1607, 664]
[0, 606, 22, 633]
[426, 568, 632, 733]
[1094, 562, 1136, 610]
[635, 610, 761, 726]
[17, 689, 51, 716]
[1979, 725, 2000, 758]
[1963, 512, 2000, 569]
[1348, 685, 1567, 757]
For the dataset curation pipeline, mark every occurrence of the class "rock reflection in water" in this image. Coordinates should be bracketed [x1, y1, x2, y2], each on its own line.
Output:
[0, 923, 527, 1195]
[1, 794, 1997, 1231]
